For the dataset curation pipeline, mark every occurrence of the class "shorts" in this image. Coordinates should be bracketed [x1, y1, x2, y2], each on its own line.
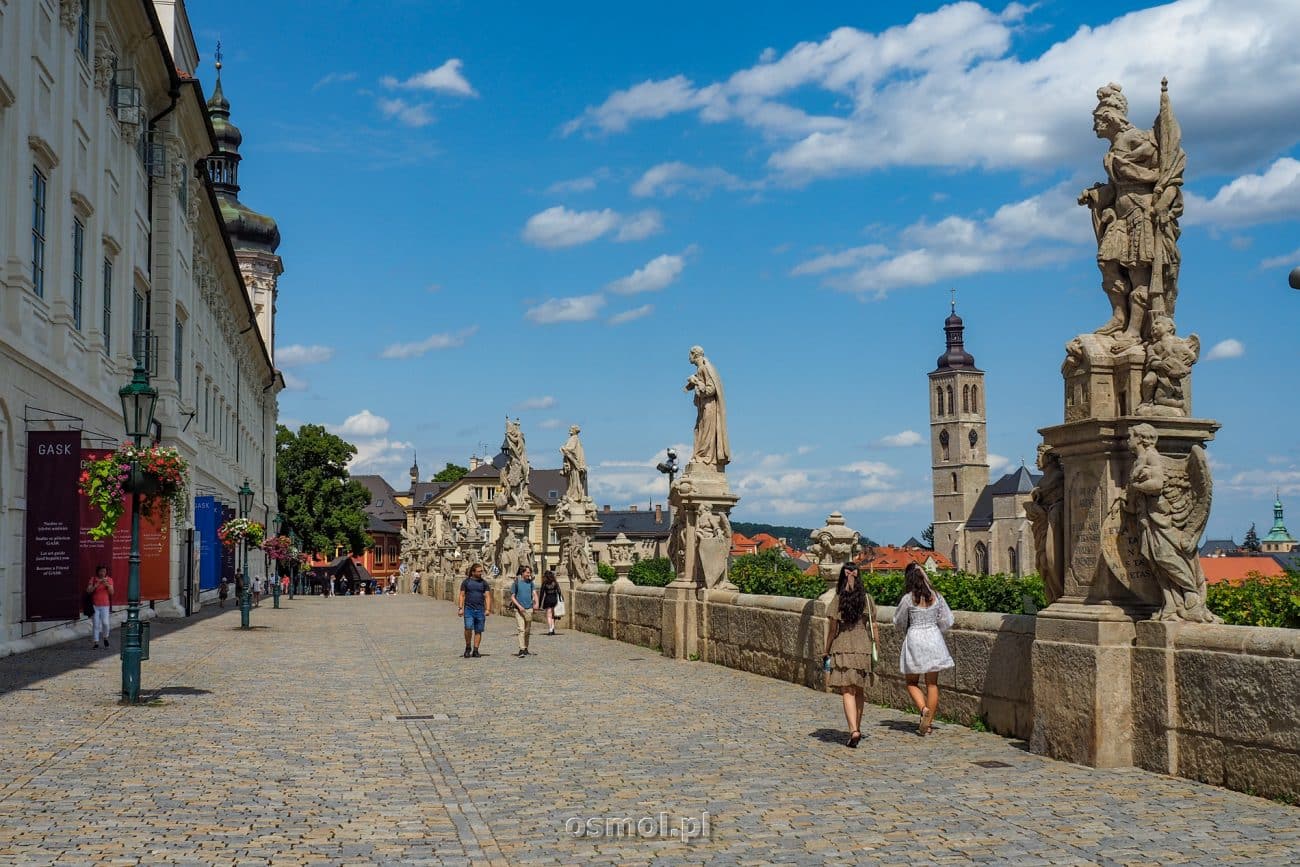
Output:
[463, 607, 486, 633]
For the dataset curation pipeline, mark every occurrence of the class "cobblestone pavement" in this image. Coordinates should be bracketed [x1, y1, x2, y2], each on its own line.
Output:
[0, 595, 1295, 866]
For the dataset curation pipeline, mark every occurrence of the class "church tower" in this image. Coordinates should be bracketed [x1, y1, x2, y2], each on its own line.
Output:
[929, 298, 989, 570]
[205, 47, 283, 358]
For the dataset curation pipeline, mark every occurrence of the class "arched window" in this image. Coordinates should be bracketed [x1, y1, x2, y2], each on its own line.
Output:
[963, 384, 970, 413]
[939, 429, 950, 461]
[975, 542, 989, 575]
[971, 385, 980, 414]
[951, 472, 959, 493]
[946, 385, 954, 415]
[1009, 547, 1019, 577]
[936, 387, 944, 416]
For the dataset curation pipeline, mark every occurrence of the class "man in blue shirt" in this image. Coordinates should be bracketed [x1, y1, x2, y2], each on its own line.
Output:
[510, 565, 537, 658]
[458, 563, 493, 658]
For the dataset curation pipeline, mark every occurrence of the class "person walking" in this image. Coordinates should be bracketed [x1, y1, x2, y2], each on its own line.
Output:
[412, 569, 422, 595]
[510, 565, 537, 657]
[822, 562, 879, 748]
[457, 563, 492, 658]
[894, 562, 955, 736]
[538, 569, 562, 635]
[252, 575, 262, 608]
[218, 576, 229, 608]
[86, 565, 114, 648]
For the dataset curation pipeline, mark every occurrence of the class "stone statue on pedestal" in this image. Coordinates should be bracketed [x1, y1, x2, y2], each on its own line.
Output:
[463, 487, 482, 540]
[496, 418, 530, 512]
[557, 425, 598, 523]
[1136, 314, 1199, 417]
[685, 345, 729, 472]
[694, 503, 732, 589]
[1025, 444, 1065, 605]
[436, 499, 454, 546]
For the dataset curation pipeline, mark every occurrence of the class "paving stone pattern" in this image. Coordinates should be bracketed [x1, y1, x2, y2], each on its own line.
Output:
[0, 596, 1296, 865]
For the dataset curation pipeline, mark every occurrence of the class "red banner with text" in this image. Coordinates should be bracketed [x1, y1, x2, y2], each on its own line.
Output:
[78, 448, 172, 604]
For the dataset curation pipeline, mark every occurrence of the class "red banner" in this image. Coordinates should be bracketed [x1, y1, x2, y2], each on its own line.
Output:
[26, 431, 83, 620]
[79, 448, 172, 605]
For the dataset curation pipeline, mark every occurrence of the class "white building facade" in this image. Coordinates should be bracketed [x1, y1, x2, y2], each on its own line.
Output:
[0, 0, 281, 649]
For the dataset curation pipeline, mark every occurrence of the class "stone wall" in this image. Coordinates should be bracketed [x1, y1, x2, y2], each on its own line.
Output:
[699, 590, 824, 688]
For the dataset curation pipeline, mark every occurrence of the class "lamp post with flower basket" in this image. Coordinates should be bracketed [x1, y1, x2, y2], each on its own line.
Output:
[118, 357, 157, 703]
[219, 483, 262, 629]
[272, 513, 285, 608]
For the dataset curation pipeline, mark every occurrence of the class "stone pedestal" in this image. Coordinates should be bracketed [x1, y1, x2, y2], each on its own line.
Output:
[493, 510, 533, 578]
[662, 463, 739, 659]
[552, 516, 600, 630]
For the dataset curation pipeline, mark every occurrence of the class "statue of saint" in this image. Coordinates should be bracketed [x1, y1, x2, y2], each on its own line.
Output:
[559, 425, 588, 504]
[1025, 444, 1065, 605]
[498, 418, 531, 512]
[1078, 80, 1185, 351]
[437, 499, 454, 545]
[463, 487, 482, 536]
[684, 345, 730, 471]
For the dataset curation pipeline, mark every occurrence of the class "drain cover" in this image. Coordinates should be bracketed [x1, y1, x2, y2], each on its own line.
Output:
[389, 713, 450, 721]
[972, 760, 1012, 769]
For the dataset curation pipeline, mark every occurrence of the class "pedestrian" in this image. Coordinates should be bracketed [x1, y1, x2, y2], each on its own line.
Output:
[413, 570, 422, 595]
[822, 562, 879, 748]
[894, 562, 955, 736]
[457, 562, 492, 658]
[86, 564, 114, 648]
[510, 565, 537, 657]
[218, 576, 229, 608]
[538, 569, 562, 635]
[252, 575, 262, 607]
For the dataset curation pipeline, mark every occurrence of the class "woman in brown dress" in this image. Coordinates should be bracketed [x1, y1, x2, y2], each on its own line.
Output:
[823, 563, 879, 748]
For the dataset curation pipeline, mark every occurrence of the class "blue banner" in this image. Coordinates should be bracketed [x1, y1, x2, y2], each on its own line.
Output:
[194, 496, 219, 590]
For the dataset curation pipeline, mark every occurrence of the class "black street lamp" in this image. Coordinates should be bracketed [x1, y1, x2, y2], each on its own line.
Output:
[119, 356, 158, 703]
[272, 512, 284, 608]
[655, 447, 679, 487]
[1289, 267, 1300, 290]
[238, 479, 254, 629]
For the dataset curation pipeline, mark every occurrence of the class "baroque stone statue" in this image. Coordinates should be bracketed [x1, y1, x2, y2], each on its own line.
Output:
[1118, 424, 1220, 623]
[462, 487, 482, 539]
[496, 418, 530, 512]
[1078, 80, 1185, 352]
[436, 499, 454, 546]
[684, 345, 730, 472]
[694, 503, 732, 589]
[1136, 314, 1199, 417]
[560, 425, 588, 503]
[1024, 444, 1065, 605]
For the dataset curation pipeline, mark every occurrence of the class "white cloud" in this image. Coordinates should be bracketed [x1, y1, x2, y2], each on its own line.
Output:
[842, 489, 928, 511]
[565, 1, 1300, 180]
[378, 97, 434, 128]
[525, 293, 606, 324]
[281, 370, 308, 392]
[380, 326, 478, 359]
[608, 304, 653, 325]
[631, 162, 745, 198]
[278, 344, 335, 367]
[517, 395, 557, 410]
[333, 409, 391, 438]
[615, 209, 663, 241]
[1206, 338, 1245, 361]
[349, 438, 416, 475]
[1186, 158, 1300, 227]
[877, 430, 924, 448]
[988, 454, 1011, 476]
[1260, 247, 1300, 270]
[1225, 468, 1300, 497]
[791, 244, 888, 276]
[522, 206, 621, 248]
[547, 172, 604, 194]
[312, 71, 357, 92]
[381, 59, 477, 97]
[606, 253, 686, 294]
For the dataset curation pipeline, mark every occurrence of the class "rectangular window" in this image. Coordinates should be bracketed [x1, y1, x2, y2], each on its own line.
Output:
[131, 290, 145, 364]
[174, 319, 184, 393]
[31, 168, 47, 298]
[76, 0, 90, 60]
[71, 219, 85, 330]
[374, 547, 383, 566]
[102, 259, 112, 352]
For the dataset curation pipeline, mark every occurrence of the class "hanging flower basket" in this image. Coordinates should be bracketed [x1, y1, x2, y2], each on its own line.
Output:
[263, 534, 295, 561]
[78, 443, 190, 540]
[218, 517, 266, 549]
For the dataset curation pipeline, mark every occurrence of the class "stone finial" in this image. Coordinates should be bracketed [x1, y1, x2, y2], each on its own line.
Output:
[808, 511, 861, 586]
[609, 532, 636, 568]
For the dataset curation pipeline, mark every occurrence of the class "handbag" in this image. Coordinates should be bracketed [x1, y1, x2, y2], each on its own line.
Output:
[82, 590, 95, 618]
[554, 597, 566, 617]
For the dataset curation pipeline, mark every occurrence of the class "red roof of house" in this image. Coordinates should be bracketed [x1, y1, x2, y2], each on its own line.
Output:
[858, 546, 955, 572]
[1199, 556, 1286, 584]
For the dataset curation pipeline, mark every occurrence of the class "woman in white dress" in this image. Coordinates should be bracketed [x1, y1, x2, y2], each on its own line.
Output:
[893, 562, 954, 735]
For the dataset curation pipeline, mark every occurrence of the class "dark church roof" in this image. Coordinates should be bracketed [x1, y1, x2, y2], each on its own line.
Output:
[965, 467, 1042, 529]
[352, 474, 407, 524]
[410, 481, 452, 506]
[932, 304, 981, 373]
[462, 458, 566, 507]
[1198, 538, 1239, 557]
[596, 508, 672, 540]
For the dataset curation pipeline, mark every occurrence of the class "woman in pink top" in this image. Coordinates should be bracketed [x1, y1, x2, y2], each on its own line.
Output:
[86, 564, 114, 648]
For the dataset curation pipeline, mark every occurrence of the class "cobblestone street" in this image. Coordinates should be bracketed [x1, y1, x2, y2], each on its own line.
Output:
[0, 595, 1295, 865]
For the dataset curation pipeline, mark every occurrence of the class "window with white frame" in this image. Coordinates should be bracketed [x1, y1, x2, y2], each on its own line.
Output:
[31, 168, 47, 298]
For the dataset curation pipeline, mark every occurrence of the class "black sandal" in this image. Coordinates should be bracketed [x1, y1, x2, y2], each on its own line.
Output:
[847, 731, 862, 748]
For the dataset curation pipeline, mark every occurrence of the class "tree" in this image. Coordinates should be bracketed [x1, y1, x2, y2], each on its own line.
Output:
[1242, 523, 1261, 552]
[921, 524, 935, 550]
[432, 462, 469, 483]
[276, 424, 373, 557]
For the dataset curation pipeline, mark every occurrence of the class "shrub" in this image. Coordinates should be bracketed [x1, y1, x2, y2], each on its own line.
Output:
[597, 561, 616, 583]
[860, 570, 1046, 614]
[629, 557, 674, 587]
[730, 550, 825, 599]
[1207, 572, 1300, 628]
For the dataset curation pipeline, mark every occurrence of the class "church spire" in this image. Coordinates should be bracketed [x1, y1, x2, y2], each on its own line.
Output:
[935, 291, 978, 371]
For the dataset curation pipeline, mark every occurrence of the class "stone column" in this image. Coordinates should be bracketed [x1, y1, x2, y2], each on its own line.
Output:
[552, 515, 602, 631]
[662, 463, 739, 660]
[607, 532, 636, 641]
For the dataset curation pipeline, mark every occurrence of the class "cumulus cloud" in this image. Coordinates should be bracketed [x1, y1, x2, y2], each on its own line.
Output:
[606, 253, 686, 294]
[280, 370, 308, 392]
[525, 293, 606, 324]
[382, 59, 478, 97]
[1259, 247, 1300, 270]
[1205, 338, 1245, 361]
[1186, 158, 1300, 227]
[631, 162, 746, 198]
[517, 395, 557, 410]
[277, 344, 335, 367]
[791, 244, 888, 276]
[348, 438, 416, 475]
[378, 97, 434, 128]
[565, 1, 1300, 179]
[608, 304, 653, 325]
[380, 326, 478, 359]
[547, 172, 605, 194]
[312, 71, 357, 92]
[877, 430, 924, 448]
[615, 209, 663, 241]
[332, 409, 391, 438]
[522, 206, 662, 248]
[988, 454, 1011, 476]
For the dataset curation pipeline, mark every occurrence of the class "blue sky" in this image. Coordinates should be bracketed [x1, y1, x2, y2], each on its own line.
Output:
[191, 0, 1300, 544]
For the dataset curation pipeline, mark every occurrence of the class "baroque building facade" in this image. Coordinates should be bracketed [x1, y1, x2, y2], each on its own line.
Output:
[0, 0, 281, 648]
[928, 304, 1037, 576]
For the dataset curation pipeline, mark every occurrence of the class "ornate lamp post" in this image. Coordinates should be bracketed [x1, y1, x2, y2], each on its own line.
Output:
[272, 513, 284, 608]
[238, 479, 254, 629]
[118, 356, 158, 703]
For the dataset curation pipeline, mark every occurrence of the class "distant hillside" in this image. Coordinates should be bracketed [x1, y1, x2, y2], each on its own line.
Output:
[732, 522, 879, 550]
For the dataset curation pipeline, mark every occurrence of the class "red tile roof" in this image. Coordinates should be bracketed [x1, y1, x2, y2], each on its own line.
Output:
[1199, 556, 1286, 584]
[857, 546, 954, 572]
